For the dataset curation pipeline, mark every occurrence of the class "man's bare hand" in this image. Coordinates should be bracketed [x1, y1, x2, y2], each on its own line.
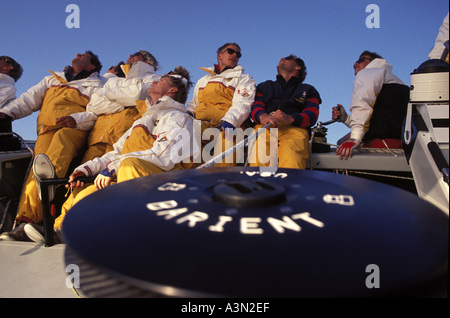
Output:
[332, 104, 349, 123]
[56, 116, 76, 128]
[271, 110, 294, 126]
[66, 171, 86, 188]
[259, 113, 278, 127]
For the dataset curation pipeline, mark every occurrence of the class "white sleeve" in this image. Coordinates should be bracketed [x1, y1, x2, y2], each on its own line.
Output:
[74, 150, 119, 176]
[0, 76, 49, 119]
[69, 111, 98, 131]
[115, 113, 196, 172]
[0, 83, 16, 107]
[85, 79, 126, 116]
[81, 74, 160, 121]
[348, 68, 385, 140]
[186, 78, 203, 114]
[221, 74, 256, 127]
[103, 81, 152, 106]
[69, 81, 121, 131]
[104, 74, 161, 106]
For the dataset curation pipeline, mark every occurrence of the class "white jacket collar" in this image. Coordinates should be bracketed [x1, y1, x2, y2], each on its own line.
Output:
[125, 61, 155, 79]
[201, 65, 244, 78]
[0, 73, 15, 85]
[48, 70, 101, 85]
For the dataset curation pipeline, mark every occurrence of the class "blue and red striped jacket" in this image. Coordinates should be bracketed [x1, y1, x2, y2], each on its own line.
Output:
[250, 75, 321, 128]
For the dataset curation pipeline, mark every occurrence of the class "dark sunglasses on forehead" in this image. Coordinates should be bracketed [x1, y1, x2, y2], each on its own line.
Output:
[223, 48, 242, 58]
[355, 56, 373, 64]
[132, 52, 143, 58]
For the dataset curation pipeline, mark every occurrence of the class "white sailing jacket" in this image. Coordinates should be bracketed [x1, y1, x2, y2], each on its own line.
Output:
[0, 74, 16, 107]
[348, 58, 405, 141]
[186, 65, 256, 127]
[0, 70, 101, 121]
[71, 61, 161, 130]
[74, 96, 200, 176]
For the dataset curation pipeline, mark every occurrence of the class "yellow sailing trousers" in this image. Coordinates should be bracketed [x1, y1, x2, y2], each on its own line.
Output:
[248, 125, 310, 169]
[54, 157, 186, 230]
[54, 183, 100, 230]
[55, 108, 145, 229]
[198, 120, 242, 168]
[53, 141, 115, 229]
[16, 128, 88, 224]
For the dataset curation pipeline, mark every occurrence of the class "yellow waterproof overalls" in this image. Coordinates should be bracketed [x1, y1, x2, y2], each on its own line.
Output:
[16, 71, 99, 224]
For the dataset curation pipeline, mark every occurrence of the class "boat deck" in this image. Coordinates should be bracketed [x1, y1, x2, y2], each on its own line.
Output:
[308, 147, 411, 172]
[0, 241, 77, 298]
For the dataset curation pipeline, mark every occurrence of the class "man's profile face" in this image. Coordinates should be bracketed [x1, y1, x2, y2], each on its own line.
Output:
[354, 55, 373, 75]
[277, 56, 301, 75]
[72, 53, 95, 72]
[127, 52, 146, 65]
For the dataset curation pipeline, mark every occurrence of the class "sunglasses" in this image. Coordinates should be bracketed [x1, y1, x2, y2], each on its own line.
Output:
[223, 48, 242, 58]
[284, 55, 303, 67]
[355, 57, 373, 64]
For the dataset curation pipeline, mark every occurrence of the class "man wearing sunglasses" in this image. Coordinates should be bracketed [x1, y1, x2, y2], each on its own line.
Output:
[0, 51, 103, 241]
[249, 54, 321, 170]
[187, 42, 256, 166]
[332, 51, 409, 160]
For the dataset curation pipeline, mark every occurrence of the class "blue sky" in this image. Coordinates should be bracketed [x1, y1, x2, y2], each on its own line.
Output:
[2, 0, 448, 144]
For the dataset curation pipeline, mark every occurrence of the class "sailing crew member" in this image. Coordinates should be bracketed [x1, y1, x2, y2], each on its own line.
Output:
[332, 50, 409, 160]
[186, 42, 256, 166]
[0, 51, 103, 241]
[249, 54, 321, 169]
